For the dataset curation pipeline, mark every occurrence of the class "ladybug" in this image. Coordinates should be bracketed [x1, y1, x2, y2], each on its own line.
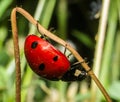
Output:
[24, 34, 87, 81]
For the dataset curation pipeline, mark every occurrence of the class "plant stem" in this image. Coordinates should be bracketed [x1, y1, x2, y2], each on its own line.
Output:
[91, 0, 110, 101]
[11, 8, 21, 102]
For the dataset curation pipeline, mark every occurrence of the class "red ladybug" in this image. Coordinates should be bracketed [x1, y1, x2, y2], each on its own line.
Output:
[24, 35, 87, 81]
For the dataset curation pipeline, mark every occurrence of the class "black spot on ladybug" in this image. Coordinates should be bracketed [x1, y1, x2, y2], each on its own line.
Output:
[31, 41, 38, 49]
[53, 56, 58, 61]
[39, 63, 45, 71]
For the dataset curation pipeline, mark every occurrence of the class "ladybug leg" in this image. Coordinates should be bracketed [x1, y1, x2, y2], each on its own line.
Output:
[63, 46, 67, 55]
[63, 46, 73, 59]
[36, 21, 46, 38]
[36, 21, 51, 42]
[72, 57, 89, 65]
[40, 34, 50, 43]
[48, 27, 56, 33]
[82, 57, 89, 64]
[61, 62, 88, 81]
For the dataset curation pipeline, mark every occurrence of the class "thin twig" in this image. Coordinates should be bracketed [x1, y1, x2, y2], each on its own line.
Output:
[11, 7, 112, 102]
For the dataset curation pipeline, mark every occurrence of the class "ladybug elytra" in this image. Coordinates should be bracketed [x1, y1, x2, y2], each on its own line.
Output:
[24, 34, 87, 81]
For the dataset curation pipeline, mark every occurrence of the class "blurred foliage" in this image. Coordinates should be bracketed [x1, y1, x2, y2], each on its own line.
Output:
[0, 0, 120, 102]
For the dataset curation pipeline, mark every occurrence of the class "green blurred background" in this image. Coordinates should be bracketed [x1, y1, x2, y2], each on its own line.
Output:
[0, 0, 120, 102]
